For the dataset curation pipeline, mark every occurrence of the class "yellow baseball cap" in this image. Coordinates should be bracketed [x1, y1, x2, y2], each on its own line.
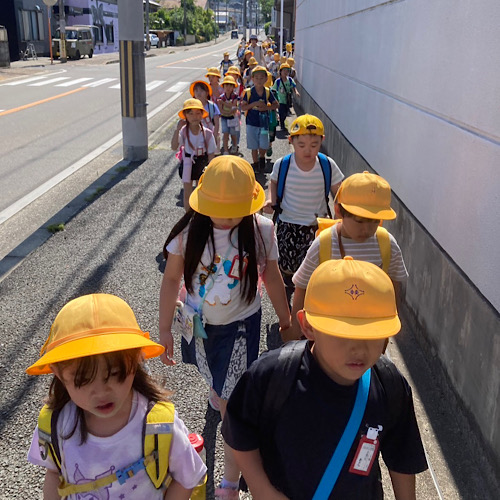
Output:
[335, 171, 397, 220]
[189, 156, 265, 218]
[205, 67, 221, 78]
[189, 80, 212, 97]
[26, 294, 164, 375]
[178, 98, 209, 120]
[304, 258, 401, 339]
[221, 75, 237, 86]
[280, 63, 291, 71]
[289, 114, 324, 137]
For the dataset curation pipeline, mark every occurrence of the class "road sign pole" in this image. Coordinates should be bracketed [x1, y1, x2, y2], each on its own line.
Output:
[42, 0, 57, 64]
[118, 0, 148, 161]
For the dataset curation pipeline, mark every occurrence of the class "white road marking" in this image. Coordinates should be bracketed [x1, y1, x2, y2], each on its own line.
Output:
[146, 80, 166, 91]
[1, 76, 48, 86]
[166, 81, 189, 92]
[56, 78, 94, 87]
[29, 77, 70, 86]
[83, 78, 117, 87]
[161, 66, 205, 70]
[109, 83, 121, 89]
[0, 91, 184, 226]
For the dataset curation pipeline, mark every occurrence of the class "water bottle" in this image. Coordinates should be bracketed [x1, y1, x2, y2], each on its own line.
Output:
[189, 433, 206, 500]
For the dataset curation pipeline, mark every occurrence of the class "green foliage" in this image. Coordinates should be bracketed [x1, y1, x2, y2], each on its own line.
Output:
[146, 2, 216, 41]
[264, 21, 271, 35]
[47, 223, 65, 234]
[259, 0, 273, 23]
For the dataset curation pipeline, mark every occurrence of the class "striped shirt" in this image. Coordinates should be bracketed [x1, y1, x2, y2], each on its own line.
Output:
[270, 154, 344, 226]
[293, 228, 409, 288]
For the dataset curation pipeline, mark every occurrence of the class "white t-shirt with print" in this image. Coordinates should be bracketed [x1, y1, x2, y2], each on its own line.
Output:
[270, 154, 344, 226]
[166, 214, 278, 325]
[27, 391, 206, 499]
[179, 125, 216, 182]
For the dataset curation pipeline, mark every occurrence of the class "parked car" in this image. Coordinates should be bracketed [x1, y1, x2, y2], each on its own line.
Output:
[144, 33, 159, 49]
[231, 30, 239, 39]
[52, 26, 94, 60]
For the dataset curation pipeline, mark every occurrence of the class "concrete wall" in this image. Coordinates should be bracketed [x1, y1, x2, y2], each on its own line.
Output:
[294, 0, 500, 471]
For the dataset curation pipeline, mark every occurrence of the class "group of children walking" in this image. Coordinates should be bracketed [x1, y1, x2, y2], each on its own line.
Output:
[26, 39, 428, 500]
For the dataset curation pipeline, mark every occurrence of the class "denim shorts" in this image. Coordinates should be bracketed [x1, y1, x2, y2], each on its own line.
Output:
[221, 116, 239, 136]
[246, 124, 269, 151]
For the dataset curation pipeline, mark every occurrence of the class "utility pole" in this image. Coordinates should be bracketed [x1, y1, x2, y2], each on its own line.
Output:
[118, 0, 148, 161]
[243, 0, 247, 38]
[145, 0, 150, 50]
[58, 0, 67, 62]
[280, 0, 284, 55]
[183, 0, 187, 45]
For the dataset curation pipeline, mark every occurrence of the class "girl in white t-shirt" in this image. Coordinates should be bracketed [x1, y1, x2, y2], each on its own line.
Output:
[26, 293, 206, 500]
[171, 98, 216, 212]
[159, 156, 291, 500]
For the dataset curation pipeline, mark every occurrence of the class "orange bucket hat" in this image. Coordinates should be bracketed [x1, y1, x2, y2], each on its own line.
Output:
[26, 294, 164, 375]
[189, 80, 212, 97]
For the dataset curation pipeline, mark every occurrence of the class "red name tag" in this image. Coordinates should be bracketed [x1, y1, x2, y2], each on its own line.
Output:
[349, 436, 379, 476]
[228, 255, 248, 279]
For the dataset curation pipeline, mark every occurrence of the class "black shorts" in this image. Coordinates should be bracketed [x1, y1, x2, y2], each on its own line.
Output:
[276, 220, 318, 285]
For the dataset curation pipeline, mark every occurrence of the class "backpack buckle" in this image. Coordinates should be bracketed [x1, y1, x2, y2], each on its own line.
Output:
[116, 456, 147, 485]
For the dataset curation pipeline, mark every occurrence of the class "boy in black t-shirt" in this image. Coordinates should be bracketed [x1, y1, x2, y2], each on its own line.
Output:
[222, 258, 428, 499]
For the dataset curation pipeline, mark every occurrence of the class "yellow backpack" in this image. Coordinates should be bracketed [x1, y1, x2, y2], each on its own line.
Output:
[316, 218, 391, 273]
[37, 401, 176, 496]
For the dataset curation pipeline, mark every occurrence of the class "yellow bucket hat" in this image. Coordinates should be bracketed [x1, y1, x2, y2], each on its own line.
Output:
[178, 98, 209, 120]
[26, 294, 164, 375]
[244, 49, 253, 57]
[286, 57, 295, 67]
[221, 75, 237, 86]
[286, 43, 292, 52]
[189, 80, 212, 97]
[227, 66, 241, 77]
[251, 65, 267, 75]
[248, 57, 258, 66]
[280, 63, 291, 71]
[189, 156, 265, 218]
[289, 114, 325, 137]
[205, 67, 221, 78]
[280, 55, 287, 64]
[335, 171, 397, 220]
[273, 53, 280, 61]
[223, 51, 229, 56]
[304, 258, 401, 339]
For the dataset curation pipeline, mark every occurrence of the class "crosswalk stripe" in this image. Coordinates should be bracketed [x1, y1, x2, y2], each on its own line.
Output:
[146, 80, 166, 91]
[162, 66, 205, 70]
[29, 77, 70, 86]
[109, 83, 121, 89]
[1, 76, 48, 86]
[83, 78, 117, 87]
[166, 81, 189, 92]
[56, 78, 94, 87]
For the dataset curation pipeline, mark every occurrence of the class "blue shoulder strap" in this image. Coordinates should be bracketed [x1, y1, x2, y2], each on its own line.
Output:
[276, 154, 292, 201]
[317, 153, 332, 199]
[312, 369, 371, 500]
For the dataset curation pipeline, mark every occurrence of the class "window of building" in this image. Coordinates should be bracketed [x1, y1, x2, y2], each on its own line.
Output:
[105, 24, 114, 43]
[19, 9, 45, 41]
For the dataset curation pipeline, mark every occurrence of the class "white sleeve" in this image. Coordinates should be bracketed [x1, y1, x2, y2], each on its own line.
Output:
[205, 129, 217, 155]
[27, 426, 59, 472]
[165, 231, 184, 256]
[167, 412, 207, 489]
[328, 157, 344, 185]
[388, 234, 409, 282]
[270, 157, 283, 182]
[256, 214, 278, 263]
[292, 235, 321, 289]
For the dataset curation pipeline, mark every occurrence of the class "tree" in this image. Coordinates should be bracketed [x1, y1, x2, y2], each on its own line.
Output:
[259, 0, 273, 23]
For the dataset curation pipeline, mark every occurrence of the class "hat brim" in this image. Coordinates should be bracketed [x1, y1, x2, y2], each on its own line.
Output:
[340, 203, 397, 221]
[305, 312, 401, 340]
[189, 183, 266, 218]
[26, 332, 164, 375]
[179, 107, 209, 120]
[190, 81, 212, 97]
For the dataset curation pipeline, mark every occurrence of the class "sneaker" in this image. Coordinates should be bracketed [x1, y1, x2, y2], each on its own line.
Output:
[223, 150, 229, 155]
[251, 161, 259, 172]
[230, 145, 238, 154]
[266, 146, 273, 157]
[215, 486, 239, 499]
[208, 387, 220, 411]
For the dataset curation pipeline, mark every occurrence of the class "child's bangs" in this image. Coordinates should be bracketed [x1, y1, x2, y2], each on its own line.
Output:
[62, 348, 141, 387]
[194, 83, 209, 93]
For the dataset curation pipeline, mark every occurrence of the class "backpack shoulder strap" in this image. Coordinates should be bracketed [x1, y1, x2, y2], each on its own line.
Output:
[37, 405, 62, 473]
[265, 87, 270, 101]
[262, 340, 307, 433]
[276, 154, 292, 202]
[317, 153, 333, 218]
[144, 400, 175, 489]
[375, 226, 391, 273]
[319, 225, 334, 264]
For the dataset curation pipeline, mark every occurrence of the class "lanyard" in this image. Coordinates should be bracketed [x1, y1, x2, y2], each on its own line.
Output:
[312, 369, 371, 500]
